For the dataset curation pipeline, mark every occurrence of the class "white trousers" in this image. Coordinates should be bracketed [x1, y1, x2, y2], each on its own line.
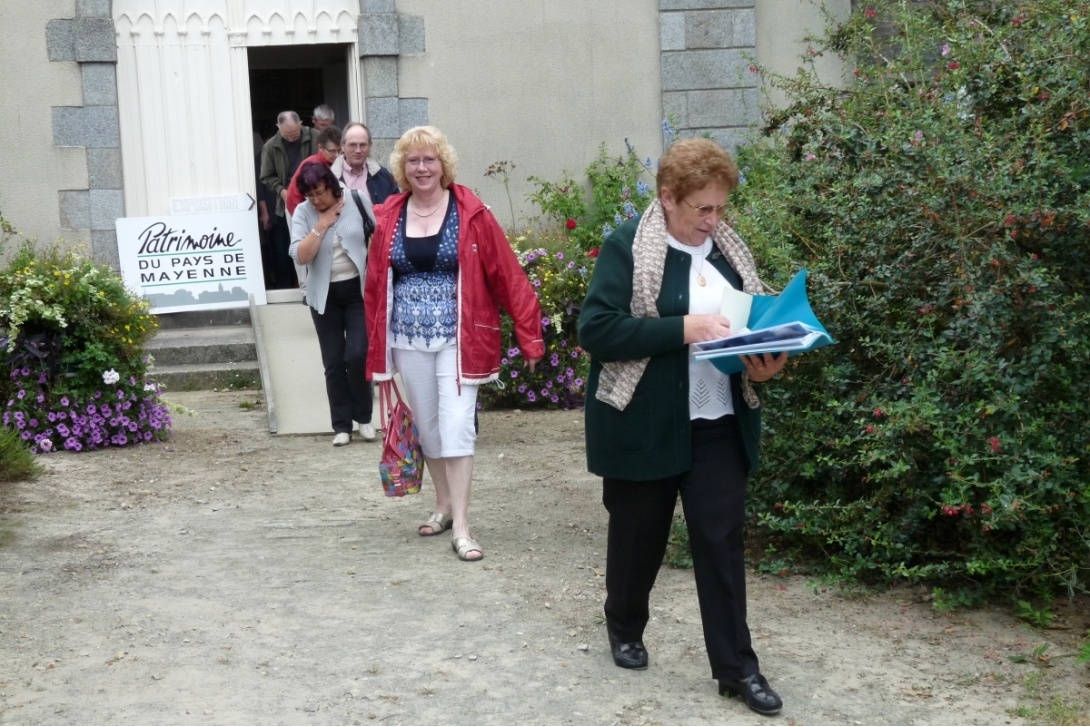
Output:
[392, 344, 478, 458]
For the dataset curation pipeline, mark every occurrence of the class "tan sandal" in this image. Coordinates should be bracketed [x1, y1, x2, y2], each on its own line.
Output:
[418, 512, 453, 536]
[451, 535, 483, 562]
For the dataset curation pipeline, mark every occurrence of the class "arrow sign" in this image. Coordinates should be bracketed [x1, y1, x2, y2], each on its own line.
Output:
[170, 193, 256, 216]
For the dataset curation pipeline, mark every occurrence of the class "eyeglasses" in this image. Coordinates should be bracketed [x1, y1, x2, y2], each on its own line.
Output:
[304, 187, 330, 200]
[321, 146, 341, 155]
[344, 142, 370, 150]
[406, 156, 439, 168]
[683, 200, 729, 218]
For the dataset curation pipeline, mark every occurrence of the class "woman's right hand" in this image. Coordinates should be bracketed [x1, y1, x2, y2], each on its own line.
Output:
[683, 313, 732, 344]
[317, 198, 345, 232]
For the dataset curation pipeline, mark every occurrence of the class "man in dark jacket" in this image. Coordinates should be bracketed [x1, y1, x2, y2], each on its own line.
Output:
[330, 122, 399, 207]
[260, 110, 319, 289]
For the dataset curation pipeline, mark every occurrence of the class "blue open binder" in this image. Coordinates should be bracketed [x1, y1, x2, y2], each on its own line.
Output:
[693, 269, 834, 376]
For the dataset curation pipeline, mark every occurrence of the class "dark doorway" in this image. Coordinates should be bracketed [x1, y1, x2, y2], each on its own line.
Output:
[248, 43, 351, 140]
[248, 43, 352, 290]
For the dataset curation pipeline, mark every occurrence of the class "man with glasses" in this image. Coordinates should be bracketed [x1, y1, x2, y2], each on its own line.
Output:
[331, 122, 399, 207]
[260, 110, 321, 289]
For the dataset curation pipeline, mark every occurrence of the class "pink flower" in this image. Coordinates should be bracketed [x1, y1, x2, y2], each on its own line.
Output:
[566, 218, 577, 230]
[987, 436, 1001, 453]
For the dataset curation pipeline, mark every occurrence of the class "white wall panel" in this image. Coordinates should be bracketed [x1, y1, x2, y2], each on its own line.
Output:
[113, 0, 358, 216]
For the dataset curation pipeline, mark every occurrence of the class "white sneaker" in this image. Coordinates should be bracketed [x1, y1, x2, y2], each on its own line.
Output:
[332, 432, 351, 447]
[359, 422, 376, 442]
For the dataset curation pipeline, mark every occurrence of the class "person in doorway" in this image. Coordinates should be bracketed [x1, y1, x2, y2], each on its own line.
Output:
[331, 122, 399, 207]
[284, 125, 343, 301]
[578, 138, 788, 716]
[260, 110, 320, 289]
[286, 125, 342, 217]
[290, 162, 377, 447]
[312, 104, 336, 131]
[364, 126, 543, 561]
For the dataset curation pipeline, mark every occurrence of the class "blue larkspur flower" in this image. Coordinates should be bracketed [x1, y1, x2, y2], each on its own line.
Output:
[601, 223, 613, 238]
[636, 179, 649, 196]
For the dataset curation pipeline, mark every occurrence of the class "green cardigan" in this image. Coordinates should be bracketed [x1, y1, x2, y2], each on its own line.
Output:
[578, 216, 763, 481]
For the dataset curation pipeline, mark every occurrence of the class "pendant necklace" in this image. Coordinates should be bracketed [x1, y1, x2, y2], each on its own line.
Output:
[411, 193, 445, 217]
[692, 239, 712, 286]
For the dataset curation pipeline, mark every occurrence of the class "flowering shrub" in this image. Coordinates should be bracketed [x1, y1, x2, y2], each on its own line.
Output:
[3, 368, 171, 453]
[734, 0, 1090, 601]
[479, 235, 593, 410]
[528, 141, 657, 253]
[0, 225, 171, 453]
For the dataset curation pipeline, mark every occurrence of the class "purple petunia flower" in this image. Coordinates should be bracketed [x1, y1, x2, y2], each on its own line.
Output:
[17, 390, 25, 399]
[510, 370, 519, 378]
[574, 378, 584, 387]
[541, 316, 551, 327]
[508, 347, 520, 357]
[60, 396, 69, 407]
[556, 252, 564, 260]
[550, 395, 559, 403]
[526, 391, 537, 402]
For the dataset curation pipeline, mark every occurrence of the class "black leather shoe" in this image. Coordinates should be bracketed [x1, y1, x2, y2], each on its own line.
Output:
[606, 625, 648, 670]
[719, 673, 783, 715]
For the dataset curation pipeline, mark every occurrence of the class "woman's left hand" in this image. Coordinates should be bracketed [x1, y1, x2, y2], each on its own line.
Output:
[527, 357, 542, 373]
[741, 351, 788, 383]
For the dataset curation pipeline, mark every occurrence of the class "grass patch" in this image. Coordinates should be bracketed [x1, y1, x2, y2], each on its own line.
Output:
[0, 426, 42, 483]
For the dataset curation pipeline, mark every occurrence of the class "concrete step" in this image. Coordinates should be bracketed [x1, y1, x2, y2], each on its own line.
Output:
[145, 325, 256, 366]
[145, 323, 261, 392]
[151, 361, 261, 393]
[155, 309, 252, 329]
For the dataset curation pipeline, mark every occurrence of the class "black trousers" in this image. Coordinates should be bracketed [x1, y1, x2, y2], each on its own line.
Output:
[310, 278, 372, 434]
[269, 214, 298, 289]
[602, 415, 759, 682]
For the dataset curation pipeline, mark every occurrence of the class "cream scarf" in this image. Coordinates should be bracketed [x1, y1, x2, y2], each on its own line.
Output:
[595, 199, 771, 411]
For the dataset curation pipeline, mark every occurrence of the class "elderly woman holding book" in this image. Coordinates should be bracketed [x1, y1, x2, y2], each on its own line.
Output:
[578, 138, 788, 716]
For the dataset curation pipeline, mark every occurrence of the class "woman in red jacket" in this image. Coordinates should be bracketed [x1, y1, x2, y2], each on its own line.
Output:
[365, 126, 544, 561]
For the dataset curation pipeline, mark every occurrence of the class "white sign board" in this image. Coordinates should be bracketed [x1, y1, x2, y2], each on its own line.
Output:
[116, 210, 267, 313]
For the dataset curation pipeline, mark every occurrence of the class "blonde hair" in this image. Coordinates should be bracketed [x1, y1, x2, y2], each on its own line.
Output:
[656, 138, 739, 202]
[389, 125, 458, 190]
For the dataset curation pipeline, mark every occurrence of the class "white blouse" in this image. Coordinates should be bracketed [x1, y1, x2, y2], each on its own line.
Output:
[667, 233, 735, 420]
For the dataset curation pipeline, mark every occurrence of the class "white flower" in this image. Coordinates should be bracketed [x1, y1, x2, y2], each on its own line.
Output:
[144, 383, 158, 392]
[102, 369, 120, 385]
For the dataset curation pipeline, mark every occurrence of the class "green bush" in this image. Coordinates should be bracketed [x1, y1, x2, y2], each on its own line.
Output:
[527, 141, 657, 253]
[735, 0, 1090, 600]
[0, 221, 172, 452]
[478, 232, 593, 410]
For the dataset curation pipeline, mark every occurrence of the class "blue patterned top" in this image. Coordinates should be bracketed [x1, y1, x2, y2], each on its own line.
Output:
[390, 196, 459, 350]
